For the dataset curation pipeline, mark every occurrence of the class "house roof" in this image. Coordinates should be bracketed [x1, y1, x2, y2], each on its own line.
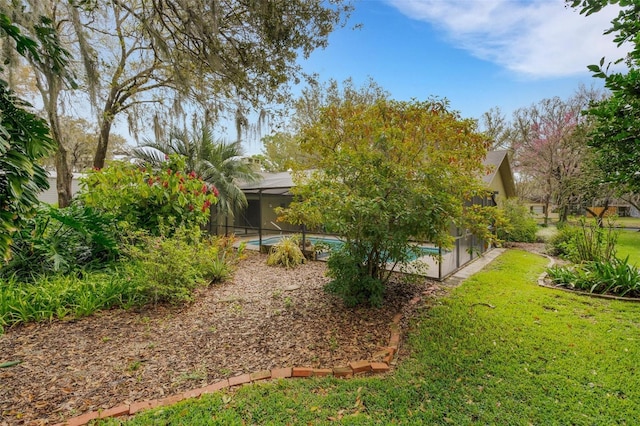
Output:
[241, 150, 517, 197]
[482, 150, 516, 198]
[239, 171, 295, 195]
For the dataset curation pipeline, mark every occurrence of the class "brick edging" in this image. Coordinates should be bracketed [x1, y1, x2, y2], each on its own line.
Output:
[54, 297, 418, 426]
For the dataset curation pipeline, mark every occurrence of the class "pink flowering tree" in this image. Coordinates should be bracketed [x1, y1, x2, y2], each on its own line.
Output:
[511, 91, 602, 224]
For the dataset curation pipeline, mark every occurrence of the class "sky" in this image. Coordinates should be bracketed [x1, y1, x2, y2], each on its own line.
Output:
[241, 0, 626, 154]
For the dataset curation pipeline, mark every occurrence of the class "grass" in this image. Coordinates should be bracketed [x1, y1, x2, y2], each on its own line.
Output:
[617, 230, 640, 266]
[97, 250, 640, 425]
[612, 217, 640, 228]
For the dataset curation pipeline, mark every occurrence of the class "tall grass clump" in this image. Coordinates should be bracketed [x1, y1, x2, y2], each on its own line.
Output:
[266, 236, 305, 268]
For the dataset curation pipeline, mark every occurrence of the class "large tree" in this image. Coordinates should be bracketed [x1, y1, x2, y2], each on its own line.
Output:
[569, 0, 640, 194]
[281, 98, 497, 307]
[3, 0, 352, 206]
[261, 77, 388, 170]
[509, 87, 604, 224]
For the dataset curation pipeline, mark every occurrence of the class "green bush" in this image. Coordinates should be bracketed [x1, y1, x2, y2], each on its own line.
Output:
[547, 257, 640, 297]
[266, 236, 305, 268]
[2, 204, 119, 279]
[547, 219, 617, 263]
[497, 199, 538, 243]
[122, 228, 243, 304]
[325, 248, 385, 307]
[0, 271, 144, 334]
[79, 155, 217, 235]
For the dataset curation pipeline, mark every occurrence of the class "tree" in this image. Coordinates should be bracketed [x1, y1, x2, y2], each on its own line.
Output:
[260, 132, 304, 172]
[568, 0, 640, 194]
[280, 98, 497, 307]
[134, 124, 259, 218]
[510, 88, 603, 224]
[3, 0, 352, 206]
[0, 12, 63, 260]
[261, 77, 389, 170]
[479, 107, 513, 150]
[39, 117, 129, 172]
[2, 1, 79, 207]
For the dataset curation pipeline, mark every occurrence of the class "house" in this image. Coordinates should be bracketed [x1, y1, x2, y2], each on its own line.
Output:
[229, 150, 516, 280]
[38, 172, 85, 205]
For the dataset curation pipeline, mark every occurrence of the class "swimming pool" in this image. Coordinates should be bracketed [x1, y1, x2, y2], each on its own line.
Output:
[245, 236, 442, 261]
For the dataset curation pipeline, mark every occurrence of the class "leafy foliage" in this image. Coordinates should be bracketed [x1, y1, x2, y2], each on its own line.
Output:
[568, 0, 640, 194]
[0, 82, 55, 261]
[0, 10, 69, 260]
[280, 98, 497, 306]
[497, 198, 539, 243]
[547, 257, 640, 297]
[134, 126, 258, 218]
[547, 218, 617, 263]
[121, 228, 243, 304]
[79, 155, 217, 234]
[2, 204, 118, 279]
[0, 271, 144, 334]
[266, 236, 305, 269]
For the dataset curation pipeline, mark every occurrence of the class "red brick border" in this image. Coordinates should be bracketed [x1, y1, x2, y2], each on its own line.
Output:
[54, 297, 417, 426]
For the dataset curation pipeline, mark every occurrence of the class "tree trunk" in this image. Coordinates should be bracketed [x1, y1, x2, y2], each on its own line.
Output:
[93, 116, 113, 169]
[45, 87, 72, 208]
[54, 145, 73, 207]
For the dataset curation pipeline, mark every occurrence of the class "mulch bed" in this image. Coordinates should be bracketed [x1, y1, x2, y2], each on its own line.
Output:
[0, 252, 438, 425]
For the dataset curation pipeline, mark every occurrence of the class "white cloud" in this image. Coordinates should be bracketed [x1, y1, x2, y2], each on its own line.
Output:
[385, 0, 629, 78]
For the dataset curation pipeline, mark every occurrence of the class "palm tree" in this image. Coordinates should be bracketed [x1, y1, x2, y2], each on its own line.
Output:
[134, 125, 260, 218]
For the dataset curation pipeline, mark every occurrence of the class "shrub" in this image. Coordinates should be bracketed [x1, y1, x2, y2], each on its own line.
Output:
[266, 236, 305, 268]
[122, 227, 242, 304]
[0, 270, 144, 334]
[547, 257, 640, 297]
[78, 155, 217, 235]
[497, 198, 538, 243]
[2, 204, 119, 279]
[325, 247, 385, 307]
[547, 218, 617, 263]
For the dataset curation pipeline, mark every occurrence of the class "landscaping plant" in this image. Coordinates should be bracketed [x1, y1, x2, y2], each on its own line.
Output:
[547, 257, 640, 297]
[497, 198, 538, 243]
[122, 227, 244, 304]
[547, 218, 617, 263]
[280, 98, 501, 306]
[266, 236, 305, 269]
[2, 204, 119, 279]
[79, 154, 218, 235]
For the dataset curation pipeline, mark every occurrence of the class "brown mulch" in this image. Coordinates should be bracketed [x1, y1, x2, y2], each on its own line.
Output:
[0, 252, 438, 425]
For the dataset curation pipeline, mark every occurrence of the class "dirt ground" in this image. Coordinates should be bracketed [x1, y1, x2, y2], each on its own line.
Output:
[0, 252, 438, 425]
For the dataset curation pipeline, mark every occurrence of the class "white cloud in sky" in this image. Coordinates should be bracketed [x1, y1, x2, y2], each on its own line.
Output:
[386, 0, 629, 78]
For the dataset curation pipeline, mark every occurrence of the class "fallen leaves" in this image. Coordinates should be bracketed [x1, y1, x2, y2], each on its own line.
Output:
[0, 252, 434, 424]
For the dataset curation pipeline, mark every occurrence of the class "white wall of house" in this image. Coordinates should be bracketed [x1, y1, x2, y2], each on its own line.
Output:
[38, 172, 84, 205]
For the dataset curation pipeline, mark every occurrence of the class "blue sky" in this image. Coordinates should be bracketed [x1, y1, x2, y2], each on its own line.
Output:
[291, 0, 624, 125]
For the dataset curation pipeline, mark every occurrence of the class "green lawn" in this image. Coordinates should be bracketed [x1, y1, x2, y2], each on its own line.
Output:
[613, 217, 640, 228]
[99, 250, 640, 425]
[617, 230, 640, 266]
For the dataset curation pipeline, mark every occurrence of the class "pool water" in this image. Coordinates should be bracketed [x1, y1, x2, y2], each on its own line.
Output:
[245, 236, 442, 261]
